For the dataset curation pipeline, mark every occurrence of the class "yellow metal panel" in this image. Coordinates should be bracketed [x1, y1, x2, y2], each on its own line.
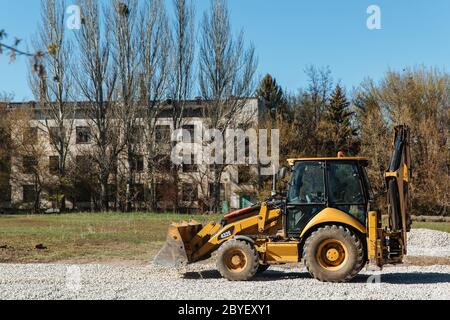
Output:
[367, 211, 377, 262]
[189, 222, 221, 249]
[300, 207, 367, 238]
[384, 172, 398, 178]
[192, 206, 283, 261]
[258, 202, 268, 232]
[265, 242, 299, 263]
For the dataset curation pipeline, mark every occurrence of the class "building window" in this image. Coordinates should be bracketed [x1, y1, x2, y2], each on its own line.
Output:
[76, 127, 91, 144]
[155, 125, 171, 144]
[182, 183, 198, 202]
[23, 127, 38, 145]
[131, 125, 145, 144]
[209, 183, 225, 202]
[130, 154, 144, 173]
[23, 185, 36, 203]
[238, 166, 252, 184]
[23, 156, 38, 174]
[49, 156, 59, 175]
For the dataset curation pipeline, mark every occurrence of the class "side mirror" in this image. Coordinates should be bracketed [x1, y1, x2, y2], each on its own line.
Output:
[279, 167, 287, 180]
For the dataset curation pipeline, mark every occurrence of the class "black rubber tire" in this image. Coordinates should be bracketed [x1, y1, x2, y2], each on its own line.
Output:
[303, 225, 365, 282]
[256, 264, 270, 273]
[216, 240, 259, 281]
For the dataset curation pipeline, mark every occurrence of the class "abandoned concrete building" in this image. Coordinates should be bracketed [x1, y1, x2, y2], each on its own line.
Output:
[0, 98, 267, 213]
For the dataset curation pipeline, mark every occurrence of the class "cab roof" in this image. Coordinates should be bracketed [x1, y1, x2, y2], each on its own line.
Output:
[287, 157, 369, 166]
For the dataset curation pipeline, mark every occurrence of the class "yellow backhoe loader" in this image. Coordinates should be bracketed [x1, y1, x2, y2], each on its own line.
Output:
[154, 125, 412, 282]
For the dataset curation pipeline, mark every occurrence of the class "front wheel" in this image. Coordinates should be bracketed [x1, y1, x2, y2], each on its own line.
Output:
[303, 225, 365, 282]
[216, 240, 259, 281]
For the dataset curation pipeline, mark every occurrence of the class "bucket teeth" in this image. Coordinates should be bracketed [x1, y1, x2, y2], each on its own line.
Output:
[153, 221, 203, 267]
[153, 233, 189, 267]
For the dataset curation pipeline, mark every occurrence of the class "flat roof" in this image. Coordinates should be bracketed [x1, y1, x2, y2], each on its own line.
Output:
[287, 157, 369, 166]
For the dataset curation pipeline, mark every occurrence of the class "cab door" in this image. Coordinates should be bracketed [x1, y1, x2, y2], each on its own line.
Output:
[286, 161, 327, 236]
[326, 161, 367, 225]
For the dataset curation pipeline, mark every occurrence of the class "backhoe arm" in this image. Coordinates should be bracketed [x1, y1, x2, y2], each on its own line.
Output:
[368, 125, 412, 267]
[385, 125, 412, 238]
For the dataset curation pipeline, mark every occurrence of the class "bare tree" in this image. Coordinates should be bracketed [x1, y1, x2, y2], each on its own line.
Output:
[167, 0, 196, 212]
[0, 93, 14, 207]
[108, 0, 141, 211]
[199, 0, 257, 212]
[169, 0, 195, 124]
[74, 0, 120, 211]
[0, 30, 39, 63]
[303, 65, 333, 156]
[139, 0, 171, 211]
[29, 0, 75, 212]
[355, 67, 450, 215]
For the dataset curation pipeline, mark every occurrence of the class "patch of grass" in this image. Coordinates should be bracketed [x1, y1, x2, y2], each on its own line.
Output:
[411, 221, 450, 233]
[0, 212, 222, 264]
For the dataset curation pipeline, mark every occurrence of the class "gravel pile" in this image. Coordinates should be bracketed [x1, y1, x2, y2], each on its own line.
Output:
[407, 229, 450, 257]
[1, 263, 450, 300]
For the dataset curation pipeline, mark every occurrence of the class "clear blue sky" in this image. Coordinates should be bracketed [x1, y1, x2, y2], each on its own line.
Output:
[1, 0, 449, 101]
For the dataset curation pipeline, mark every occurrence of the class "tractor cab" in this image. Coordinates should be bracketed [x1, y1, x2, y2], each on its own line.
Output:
[285, 157, 372, 237]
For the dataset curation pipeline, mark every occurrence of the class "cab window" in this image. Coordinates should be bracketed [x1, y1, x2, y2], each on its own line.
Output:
[288, 161, 325, 204]
[328, 162, 366, 224]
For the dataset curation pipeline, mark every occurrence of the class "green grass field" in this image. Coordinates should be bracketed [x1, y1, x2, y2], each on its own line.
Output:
[411, 222, 450, 233]
[0, 213, 448, 264]
[0, 212, 222, 264]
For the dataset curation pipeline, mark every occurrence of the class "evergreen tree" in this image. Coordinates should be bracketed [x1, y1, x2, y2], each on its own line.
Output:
[256, 74, 288, 119]
[319, 84, 358, 155]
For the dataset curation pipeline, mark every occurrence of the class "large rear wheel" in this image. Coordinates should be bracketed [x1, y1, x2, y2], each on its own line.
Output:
[216, 240, 259, 281]
[303, 225, 365, 282]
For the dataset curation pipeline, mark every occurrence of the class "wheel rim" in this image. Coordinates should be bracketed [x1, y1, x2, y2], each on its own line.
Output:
[316, 239, 348, 270]
[224, 249, 247, 272]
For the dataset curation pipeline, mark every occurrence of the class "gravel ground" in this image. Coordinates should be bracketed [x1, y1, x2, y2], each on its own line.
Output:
[408, 229, 450, 257]
[0, 229, 449, 300]
[1, 263, 450, 300]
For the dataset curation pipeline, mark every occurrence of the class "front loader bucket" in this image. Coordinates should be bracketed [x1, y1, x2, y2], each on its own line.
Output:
[153, 221, 203, 267]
